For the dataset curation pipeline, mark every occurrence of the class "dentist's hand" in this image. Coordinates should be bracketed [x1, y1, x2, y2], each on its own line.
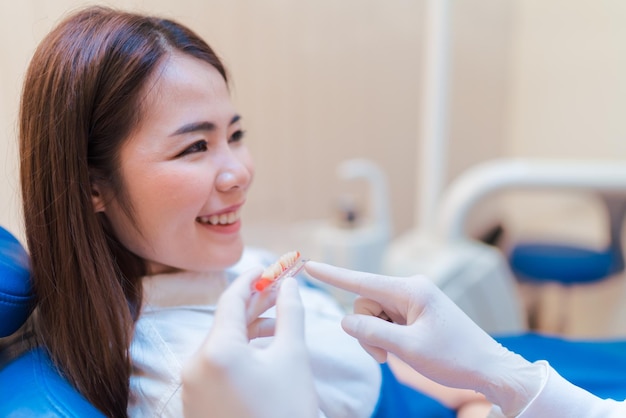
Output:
[182, 269, 318, 418]
[304, 261, 546, 417]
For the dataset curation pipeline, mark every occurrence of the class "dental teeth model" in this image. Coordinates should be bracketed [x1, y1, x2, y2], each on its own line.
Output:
[253, 251, 307, 292]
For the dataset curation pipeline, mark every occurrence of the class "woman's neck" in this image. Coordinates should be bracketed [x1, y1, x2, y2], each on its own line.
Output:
[141, 270, 229, 308]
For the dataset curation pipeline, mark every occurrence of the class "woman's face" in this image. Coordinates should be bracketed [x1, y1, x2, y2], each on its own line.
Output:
[98, 52, 254, 274]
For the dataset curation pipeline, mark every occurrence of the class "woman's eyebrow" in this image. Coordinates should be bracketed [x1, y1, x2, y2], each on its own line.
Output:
[169, 115, 241, 137]
[229, 114, 241, 125]
[170, 121, 215, 136]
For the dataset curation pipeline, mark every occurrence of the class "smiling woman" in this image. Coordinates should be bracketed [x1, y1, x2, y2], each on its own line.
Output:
[9, 6, 382, 418]
[94, 51, 254, 275]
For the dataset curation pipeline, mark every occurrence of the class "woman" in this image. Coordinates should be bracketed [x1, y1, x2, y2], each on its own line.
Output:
[19, 6, 380, 417]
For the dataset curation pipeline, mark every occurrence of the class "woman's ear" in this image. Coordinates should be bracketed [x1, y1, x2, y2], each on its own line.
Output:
[91, 182, 106, 213]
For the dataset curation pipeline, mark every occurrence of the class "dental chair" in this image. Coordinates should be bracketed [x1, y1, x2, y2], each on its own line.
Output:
[0, 226, 104, 416]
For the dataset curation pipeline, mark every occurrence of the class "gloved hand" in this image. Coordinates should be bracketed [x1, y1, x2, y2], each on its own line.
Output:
[182, 268, 318, 418]
[304, 261, 547, 417]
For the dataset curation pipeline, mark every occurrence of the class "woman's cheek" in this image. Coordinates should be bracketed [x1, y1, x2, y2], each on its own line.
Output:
[242, 150, 255, 188]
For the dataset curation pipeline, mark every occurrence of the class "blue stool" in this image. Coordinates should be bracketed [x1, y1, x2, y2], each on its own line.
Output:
[509, 196, 626, 333]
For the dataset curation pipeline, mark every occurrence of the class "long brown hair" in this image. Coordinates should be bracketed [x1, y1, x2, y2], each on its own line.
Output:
[19, 7, 227, 416]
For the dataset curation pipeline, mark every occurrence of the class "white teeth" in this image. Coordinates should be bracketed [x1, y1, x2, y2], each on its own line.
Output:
[198, 209, 240, 225]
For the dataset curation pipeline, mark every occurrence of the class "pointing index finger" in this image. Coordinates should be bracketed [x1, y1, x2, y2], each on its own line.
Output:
[304, 261, 405, 302]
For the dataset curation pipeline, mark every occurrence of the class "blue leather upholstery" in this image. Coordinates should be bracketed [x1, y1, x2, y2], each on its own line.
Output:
[0, 348, 104, 417]
[0, 226, 104, 417]
[496, 332, 626, 401]
[510, 243, 621, 285]
[373, 332, 626, 416]
[0, 226, 33, 337]
[509, 196, 626, 286]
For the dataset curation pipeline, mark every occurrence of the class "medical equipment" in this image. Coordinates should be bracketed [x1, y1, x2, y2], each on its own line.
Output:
[313, 158, 392, 275]
[384, 161, 527, 335]
[385, 158, 626, 336]
[253, 250, 307, 292]
[307, 158, 392, 308]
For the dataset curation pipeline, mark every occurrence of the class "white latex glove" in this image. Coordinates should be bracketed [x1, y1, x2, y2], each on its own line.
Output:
[304, 261, 547, 417]
[182, 268, 319, 418]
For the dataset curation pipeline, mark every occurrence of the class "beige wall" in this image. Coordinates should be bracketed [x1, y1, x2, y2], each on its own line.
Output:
[508, 1, 626, 160]
[3, 1, 623, 249]
[501, 1, 626, 245]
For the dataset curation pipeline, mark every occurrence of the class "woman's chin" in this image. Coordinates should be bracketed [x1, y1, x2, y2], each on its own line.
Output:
[204, 246, 245, 271]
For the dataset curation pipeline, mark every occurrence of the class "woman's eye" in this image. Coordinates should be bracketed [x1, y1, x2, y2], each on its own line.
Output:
[178, 140, 208, 157]
[229, 130, 246, 144]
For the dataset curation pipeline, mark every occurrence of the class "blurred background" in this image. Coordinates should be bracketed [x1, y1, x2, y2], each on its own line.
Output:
[2, 1, 626, 337]
[1, 0, 623, 238]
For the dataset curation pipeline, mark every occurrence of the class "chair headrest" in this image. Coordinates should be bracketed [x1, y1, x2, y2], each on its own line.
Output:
[0, 226, 33, 337]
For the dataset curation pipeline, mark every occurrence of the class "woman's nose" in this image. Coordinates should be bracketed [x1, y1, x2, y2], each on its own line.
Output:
[215, 160, 251, 192]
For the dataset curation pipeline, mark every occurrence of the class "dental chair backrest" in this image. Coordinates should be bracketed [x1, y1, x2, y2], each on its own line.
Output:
[0, 225, 104, 416]
[0, 226, 32, 337]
